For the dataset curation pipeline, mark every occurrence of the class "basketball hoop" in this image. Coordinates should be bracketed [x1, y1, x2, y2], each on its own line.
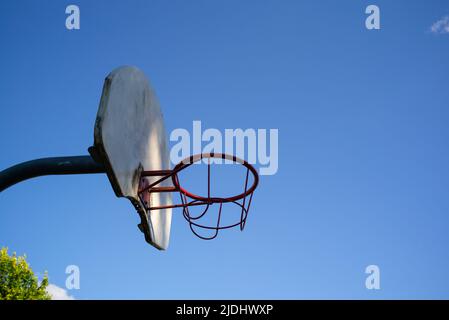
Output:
[0, 66, 261, 250]
[138, 153, 259, 240]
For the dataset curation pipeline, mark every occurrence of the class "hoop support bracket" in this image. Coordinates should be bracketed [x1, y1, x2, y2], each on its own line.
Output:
[0, 155, 105, 192]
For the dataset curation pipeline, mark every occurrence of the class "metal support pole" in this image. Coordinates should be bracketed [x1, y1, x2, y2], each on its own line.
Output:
[0, 156, 106, 192]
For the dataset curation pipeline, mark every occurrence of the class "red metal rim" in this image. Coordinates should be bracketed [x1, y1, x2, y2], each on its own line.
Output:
[171, 153, 259, 203]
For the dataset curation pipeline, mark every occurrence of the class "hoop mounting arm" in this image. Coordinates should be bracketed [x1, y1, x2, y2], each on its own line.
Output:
[0, 155, 105, 192]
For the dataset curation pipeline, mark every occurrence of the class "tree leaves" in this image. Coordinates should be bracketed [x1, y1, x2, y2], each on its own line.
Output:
[0, 247, 51, 300]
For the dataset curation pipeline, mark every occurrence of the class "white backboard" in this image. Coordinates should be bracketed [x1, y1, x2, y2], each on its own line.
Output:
[93, 66, 172, 250]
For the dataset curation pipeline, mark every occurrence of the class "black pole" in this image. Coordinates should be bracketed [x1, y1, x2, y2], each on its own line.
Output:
[0, 156, 106, 192]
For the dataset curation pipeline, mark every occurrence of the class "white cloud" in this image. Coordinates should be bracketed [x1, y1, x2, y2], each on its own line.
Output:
[431, 15, 449, 34]
[46, 284, 75, 300]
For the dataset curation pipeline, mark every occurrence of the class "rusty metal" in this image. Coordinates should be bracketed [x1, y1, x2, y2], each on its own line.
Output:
[138, 153, 259, 240]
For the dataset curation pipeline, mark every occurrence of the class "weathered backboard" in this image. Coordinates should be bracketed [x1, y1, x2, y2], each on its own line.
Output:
[93, 66, 172, 250]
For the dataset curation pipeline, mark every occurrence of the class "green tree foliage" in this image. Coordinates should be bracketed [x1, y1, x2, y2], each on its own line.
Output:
[0, 247, 51, 300]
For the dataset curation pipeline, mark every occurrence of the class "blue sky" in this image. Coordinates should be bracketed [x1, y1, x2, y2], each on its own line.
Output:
[1, 0, 449, 299]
